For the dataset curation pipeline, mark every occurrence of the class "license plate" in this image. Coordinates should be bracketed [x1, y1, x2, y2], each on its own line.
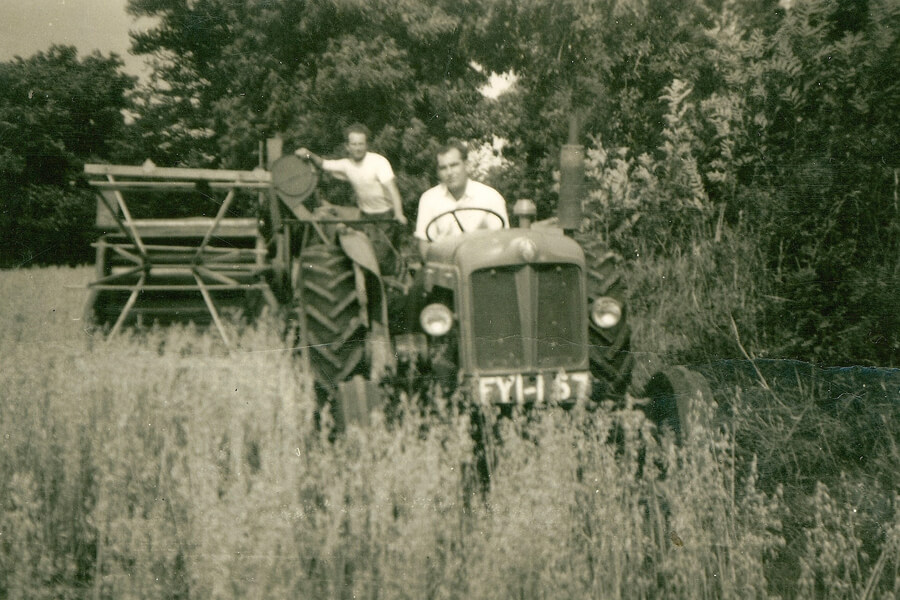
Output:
[474, 371, 591, 405]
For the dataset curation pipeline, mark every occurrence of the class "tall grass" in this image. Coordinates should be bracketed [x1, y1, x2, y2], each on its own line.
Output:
[622, 226, 769, 379]
[1, 266, 897, 598]
[619, 227, 900, 598]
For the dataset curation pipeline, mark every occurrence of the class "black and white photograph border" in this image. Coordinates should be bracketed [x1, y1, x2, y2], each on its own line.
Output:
[1, 1, 898, 598]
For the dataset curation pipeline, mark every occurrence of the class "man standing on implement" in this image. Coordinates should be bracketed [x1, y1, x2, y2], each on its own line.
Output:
[414, 138, 508, 256]
[295, 123, 407, 225]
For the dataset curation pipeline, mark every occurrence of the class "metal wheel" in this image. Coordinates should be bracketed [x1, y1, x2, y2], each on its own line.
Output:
[83, 237, 110, 331]
[643, 366, 714, 443]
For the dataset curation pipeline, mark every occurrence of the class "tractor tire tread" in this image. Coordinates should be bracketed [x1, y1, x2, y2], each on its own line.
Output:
[296, 244, 368, 388]
[581, 244, 634, 401]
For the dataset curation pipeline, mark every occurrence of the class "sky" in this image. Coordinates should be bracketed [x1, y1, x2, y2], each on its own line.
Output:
[0, 0, 153, 77]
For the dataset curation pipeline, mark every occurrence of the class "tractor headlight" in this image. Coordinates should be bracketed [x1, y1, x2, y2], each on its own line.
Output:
[420, 303, 453, 336]
[591, 297, 622, 329]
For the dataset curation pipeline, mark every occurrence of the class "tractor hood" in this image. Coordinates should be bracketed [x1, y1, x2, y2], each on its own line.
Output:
[424, 228, 585, 275]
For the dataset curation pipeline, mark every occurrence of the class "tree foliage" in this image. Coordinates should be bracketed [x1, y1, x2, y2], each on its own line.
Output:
[466, 0, 719, 210]
[529, 0, 899, 365]
[124, 0, 496, 208]
[0, 45, 134, 266]
[751, 0, 900, 364]
[690, 0, 898, 365]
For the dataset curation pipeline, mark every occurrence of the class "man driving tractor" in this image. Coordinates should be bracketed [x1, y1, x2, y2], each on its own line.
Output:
[414, 138, 509, 255]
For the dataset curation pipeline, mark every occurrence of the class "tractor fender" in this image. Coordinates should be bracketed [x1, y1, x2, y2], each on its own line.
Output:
[337, 226, 382, 280]
[337, 228, 391, 377]
[337, 227, 385, 325]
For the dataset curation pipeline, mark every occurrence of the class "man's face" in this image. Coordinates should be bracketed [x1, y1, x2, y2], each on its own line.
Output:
[437, 148, 468, 198]
[346, 132, 368, 161]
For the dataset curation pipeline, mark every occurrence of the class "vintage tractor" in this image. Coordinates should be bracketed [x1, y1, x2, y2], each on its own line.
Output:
[391, 141, 633, 412]
[83, 135, 708, 440]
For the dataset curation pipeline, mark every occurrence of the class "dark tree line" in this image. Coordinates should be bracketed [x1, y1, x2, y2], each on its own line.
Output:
[0, 46, 134, 265]
[0, 0, 896, 365]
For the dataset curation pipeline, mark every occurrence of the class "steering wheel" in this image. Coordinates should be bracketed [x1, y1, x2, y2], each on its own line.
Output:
[424, 207, 506, 242]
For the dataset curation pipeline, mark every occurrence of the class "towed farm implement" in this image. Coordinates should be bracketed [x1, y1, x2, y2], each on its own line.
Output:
[83, 161, 280, 344]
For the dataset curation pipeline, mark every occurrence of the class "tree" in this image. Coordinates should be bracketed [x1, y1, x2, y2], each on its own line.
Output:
[125, 0, 497, 211]
[750, 0, 900, 364]
[469, 0, 717, 213]
[0, 45, 135, 266]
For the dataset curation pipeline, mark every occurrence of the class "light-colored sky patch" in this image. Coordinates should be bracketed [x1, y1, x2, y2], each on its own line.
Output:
[482, 71, 516, 99]
[0, 0, 152, 77]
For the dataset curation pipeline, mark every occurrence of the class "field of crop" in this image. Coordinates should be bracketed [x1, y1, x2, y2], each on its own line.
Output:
[2, 262, 898, 599]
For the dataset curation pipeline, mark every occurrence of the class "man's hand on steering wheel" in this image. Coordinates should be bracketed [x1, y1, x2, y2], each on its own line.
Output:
[423, 207, 506, 241]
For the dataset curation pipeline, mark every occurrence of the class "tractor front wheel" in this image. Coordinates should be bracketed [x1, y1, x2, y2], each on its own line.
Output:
[583, 246, 634, 402]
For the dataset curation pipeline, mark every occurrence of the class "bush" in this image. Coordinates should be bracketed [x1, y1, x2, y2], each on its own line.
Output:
[0, 185, 95, 267]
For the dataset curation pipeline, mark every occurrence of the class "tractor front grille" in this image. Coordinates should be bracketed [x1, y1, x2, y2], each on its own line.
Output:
[471, 267, 524, 369]
[535, 263, 583, 367]
[470, 264, 584, 371]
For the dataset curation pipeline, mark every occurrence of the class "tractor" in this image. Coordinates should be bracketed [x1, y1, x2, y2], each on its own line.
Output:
[82, 134, 709, 440]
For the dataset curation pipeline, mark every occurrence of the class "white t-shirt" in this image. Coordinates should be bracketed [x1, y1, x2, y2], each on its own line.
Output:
[414, 180, 509, 241]
[321, 152, 396, 214]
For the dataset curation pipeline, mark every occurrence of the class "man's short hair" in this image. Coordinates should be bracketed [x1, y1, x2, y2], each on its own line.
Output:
[437, 138, 468, 161]
[344, 123, 371, 140]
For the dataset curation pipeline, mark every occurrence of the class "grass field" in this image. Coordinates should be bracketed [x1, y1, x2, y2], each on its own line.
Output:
[1, 265, 898, 599]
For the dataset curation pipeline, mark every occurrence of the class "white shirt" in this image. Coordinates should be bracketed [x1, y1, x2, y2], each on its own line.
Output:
[414, 180, 509, 241]
[321, 152, 396, 214]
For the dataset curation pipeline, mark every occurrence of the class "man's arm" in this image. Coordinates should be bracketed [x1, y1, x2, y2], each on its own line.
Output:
[295, 148, 348, 181]
[384, 178, 407, 225]
[493, 194, 510, 228]
[372, 155, 407, 225]
[484, 185, 510, 228]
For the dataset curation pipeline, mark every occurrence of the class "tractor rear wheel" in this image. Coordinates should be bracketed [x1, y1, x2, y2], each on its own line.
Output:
[294, 243, 370, 428]
[295, 243, 369, 385]
[583, 246, 634, 402]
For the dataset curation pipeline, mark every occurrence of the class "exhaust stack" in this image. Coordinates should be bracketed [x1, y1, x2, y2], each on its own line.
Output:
[558, 115, 584, 232]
